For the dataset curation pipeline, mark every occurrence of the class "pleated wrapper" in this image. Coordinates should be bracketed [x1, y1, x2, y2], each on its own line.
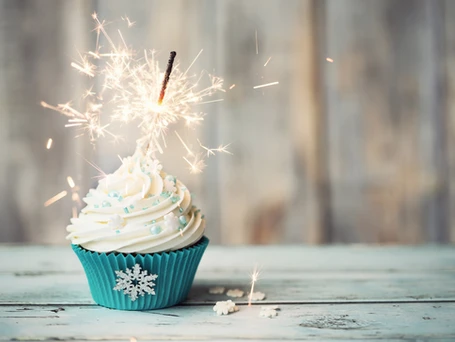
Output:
[72, 236, 209, 310]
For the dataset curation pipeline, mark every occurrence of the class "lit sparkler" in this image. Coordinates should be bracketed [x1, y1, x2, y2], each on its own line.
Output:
[42, 13, 227, 161]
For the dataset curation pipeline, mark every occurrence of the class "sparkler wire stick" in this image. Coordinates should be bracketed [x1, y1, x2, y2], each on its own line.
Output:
[158, 51, 177, 105]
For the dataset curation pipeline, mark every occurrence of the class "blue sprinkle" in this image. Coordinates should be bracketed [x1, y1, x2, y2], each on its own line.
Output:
[153, 200, 160, 206]
[117, 196, 123, 202]
[123, 207, 130, 214]
[94, 204, 99, 208]
[171, 196, 180, 203]
[102, 201, 111, 208]
[142, 207, 148, 210]
[108, 191, 120, 198]
[195, 209, 201, 214]
[129, 204, 134, 209]
[179, 215, 187, 226]
[86, 192, 92, 197]
[161, 191, 171, 198]
[201, 214, 205, 219]
[150, 225, 162, 235]
[147, 194, 152, 198]
[115, 229, 120, 234]
[179, 207, 184, 213]
[181, 187, 186, 191]
[152, 220, 156, 224]
[165, 175, 176, 183]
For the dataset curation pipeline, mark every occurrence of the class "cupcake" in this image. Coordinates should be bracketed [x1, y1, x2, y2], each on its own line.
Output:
[67, 149, 208, 310]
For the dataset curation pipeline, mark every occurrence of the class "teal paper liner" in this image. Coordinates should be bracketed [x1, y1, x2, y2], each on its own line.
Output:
[72, 236, 209, 310]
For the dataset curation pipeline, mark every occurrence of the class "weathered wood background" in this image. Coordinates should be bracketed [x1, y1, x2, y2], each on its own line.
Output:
[1, 0, 454, 245]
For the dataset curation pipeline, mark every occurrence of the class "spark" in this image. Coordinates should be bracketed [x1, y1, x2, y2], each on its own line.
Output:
[253, 81, 279, 89]
[229, 84, 236, 90]
[46, 138, 53, 149]
[198, 139, 232, 157]
[175, 131, 194, 156]
[121, 15, 136, 28]
[326, 57, 334, 63]
[44, 191, 68, 207]
[183, 155, 206, 174]
[248, 265, 261, 307]
[255, 29, 258, 55]
[197, 99, 224, 105]
[76, 153, 107, 180]
[67, 176, 76, 189]
[72, 206, 78, 218]
[264, 56, 272, 67]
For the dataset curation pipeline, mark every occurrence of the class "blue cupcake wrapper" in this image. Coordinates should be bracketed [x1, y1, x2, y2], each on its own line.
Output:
[72, 236, 209, 310]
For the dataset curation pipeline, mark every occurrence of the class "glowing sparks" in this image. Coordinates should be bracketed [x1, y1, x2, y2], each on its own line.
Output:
[255, 29, 258, 55]
[46, 138, 53, 149]
[198, 139, 232, 158]
[175, 131, 194, 156]
[264, 56, 272, 67]
[326, 57, 334, 63]
[183, 155, 206, 174]
[44, 191, 68, 207]
[229, 84, 236, 90]
[67, 176, 76, 189]
[248, 265, 261, 307]
[121, 16, 136, 28]
[253, 81, 279, 89]
[42, 14, 224, 154]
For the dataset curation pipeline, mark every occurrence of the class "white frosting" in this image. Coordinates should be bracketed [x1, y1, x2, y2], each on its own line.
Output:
[66, 150, 205, 254]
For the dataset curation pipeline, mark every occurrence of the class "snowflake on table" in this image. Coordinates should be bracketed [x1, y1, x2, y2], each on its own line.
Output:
[259, 306, 279, 318]
[213, 300, 239, 316]
[113, 264, 158, 301]
[208, 286, 225, 294]
[226, 289, 244, 298]
[249, 291, 266, 301]
[164, 212, 180, 231]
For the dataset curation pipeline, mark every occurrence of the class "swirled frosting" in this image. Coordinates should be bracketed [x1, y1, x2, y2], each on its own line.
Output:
[66, 150, 205, 254]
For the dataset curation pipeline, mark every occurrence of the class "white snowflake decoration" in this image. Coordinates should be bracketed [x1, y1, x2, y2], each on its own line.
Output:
[226, 289, 244, 298]
[143, 159, 162, 175]
[108, 214, 125, 230]
[147, 159, 163, 175]
[164, 212, 180, 231]
[249, 291, 266, 301]
[208, 286, 225, 294]
[164, 177, 177, 193]
[213, 300, 239, 316]
[259, 306, 280, 318]
[113, 264, 158, 301]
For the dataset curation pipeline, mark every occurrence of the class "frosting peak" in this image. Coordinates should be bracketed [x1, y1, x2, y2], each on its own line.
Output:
[66, 150, 205, 253]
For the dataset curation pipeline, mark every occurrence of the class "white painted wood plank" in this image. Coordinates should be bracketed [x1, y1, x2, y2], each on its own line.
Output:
[2, 270, 454, 305]
[1, 245, 454, 273]
[1, 303, 454, 341]
[1, 246, 454, 304]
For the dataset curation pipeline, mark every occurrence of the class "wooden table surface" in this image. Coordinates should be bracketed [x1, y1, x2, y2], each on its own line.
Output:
[1, 245, 455, 341]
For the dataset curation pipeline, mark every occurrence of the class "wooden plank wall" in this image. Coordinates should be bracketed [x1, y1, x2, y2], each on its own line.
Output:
[0, 0, 454, 245]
